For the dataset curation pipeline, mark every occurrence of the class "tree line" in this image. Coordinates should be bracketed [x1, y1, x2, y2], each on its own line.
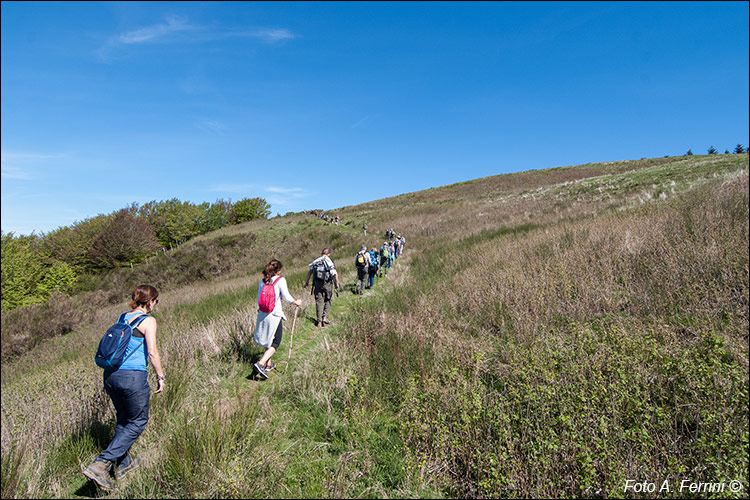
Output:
[1, 197, 271, 312]
[686, 144, 746, 155]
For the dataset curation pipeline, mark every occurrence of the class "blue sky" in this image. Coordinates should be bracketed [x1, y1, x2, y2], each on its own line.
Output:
[2, 1, 748, 236]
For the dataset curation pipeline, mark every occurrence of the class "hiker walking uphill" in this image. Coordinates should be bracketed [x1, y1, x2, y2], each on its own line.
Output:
[367, 247, 379, 289]
[84, 285, 165, 491]
[303, 248, 339, 327]
[379, 242, 391, 277]
[355, 245, 371, 295]
[384, 241, 394, 273]
[362, 223, 368, 236]
[253, 259, 302, 379]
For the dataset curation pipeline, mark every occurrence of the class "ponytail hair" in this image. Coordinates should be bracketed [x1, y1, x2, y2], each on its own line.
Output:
[130, 284, 159, 311]
[262, 259, 283, 283]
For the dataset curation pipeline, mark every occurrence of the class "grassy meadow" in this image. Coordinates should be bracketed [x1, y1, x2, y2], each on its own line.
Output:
[1, 154, 748, 498]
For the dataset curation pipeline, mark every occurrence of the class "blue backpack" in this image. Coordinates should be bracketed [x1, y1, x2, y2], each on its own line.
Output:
[95, 313, 149, 370]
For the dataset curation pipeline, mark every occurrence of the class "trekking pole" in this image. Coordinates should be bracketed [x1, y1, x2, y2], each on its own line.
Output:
[284, 307, 299, 375]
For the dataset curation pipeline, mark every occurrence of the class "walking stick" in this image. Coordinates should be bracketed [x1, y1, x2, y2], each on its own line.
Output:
[284, 307, 299, 374]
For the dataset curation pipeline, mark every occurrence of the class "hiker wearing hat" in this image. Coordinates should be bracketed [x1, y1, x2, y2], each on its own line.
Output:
[303, 248, 339, 327]
[354, 245, 371, 295]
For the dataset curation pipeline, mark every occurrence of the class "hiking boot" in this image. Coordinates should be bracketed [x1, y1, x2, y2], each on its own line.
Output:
[83, 459, 115, 491]
[115, 456, 141, 479]
[254, 362, 268, 379]
[265, 361, 276, 371]
[322, 319, 330, 326]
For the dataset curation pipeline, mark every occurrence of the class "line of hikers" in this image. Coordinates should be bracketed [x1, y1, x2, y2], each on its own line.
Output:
[354, 234, 405, 295]
[242, 232, 405, 381]
[83, 231, 405, 491]
[307, 209, 339, 225]
[247, 232, 405, 383]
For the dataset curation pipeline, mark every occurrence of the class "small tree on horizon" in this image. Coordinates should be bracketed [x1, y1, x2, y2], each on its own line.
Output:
[686, 149, 693, 155]
[707, 146, 718, 155]
[734, 144, 746, 154]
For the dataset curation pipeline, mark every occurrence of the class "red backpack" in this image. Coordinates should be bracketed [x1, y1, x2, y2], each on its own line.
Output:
[258, 277, 281, 313]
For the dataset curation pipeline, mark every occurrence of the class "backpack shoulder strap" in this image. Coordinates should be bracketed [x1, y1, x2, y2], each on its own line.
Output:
[119, 313, 150, 365]
[130, 314, 150, 327]
[117, 313, 129, 324]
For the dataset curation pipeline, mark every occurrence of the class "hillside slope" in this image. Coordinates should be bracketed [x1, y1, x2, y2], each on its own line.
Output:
[2, 154, 748, 498]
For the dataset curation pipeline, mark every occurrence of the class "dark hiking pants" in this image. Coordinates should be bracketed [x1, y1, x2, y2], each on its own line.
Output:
[314, 279, 334, 323]
[356, 267, 368, 294]
[99, 370, 149, 465]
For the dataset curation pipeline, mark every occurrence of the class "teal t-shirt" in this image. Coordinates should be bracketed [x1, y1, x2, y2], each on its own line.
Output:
[118, 312, 149, 371]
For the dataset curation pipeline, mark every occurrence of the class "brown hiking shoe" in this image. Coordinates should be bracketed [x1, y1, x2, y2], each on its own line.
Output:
[116, 456, 141, 479]
[83, 459, 115, 490]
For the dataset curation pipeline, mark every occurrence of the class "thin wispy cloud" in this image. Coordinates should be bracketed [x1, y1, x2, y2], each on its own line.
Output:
[1, 151, 65, 180]
[98, 15, 296, 59]
[1, 165, 35, 180]
[249, 28, 296, 43]
[1, 152, 65, 161]
[197, 120, 228, 133]
[205, 26, 297, 43]
[208, 184, 312, 202]
[118, 15, 195, 44]
[265, 186, 308, 197]
[264, 186, 313, 207]
[351, 114, 379, 129]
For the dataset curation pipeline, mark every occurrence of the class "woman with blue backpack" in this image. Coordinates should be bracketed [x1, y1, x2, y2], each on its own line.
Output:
[253, 259, 302, 379]
[83, 284, 165, 491]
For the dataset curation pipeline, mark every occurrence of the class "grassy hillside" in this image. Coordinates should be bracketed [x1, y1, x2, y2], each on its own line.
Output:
[2, 154, 748, 498]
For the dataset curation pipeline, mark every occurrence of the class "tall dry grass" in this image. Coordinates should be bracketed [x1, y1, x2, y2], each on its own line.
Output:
[338, 172, 749, 497]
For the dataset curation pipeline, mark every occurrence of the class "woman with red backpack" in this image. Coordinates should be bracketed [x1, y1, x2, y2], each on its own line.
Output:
[253, 259, 301, 379]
